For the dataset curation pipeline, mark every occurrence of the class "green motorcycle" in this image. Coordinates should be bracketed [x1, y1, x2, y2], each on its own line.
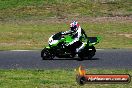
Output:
[41, 32, 101, 61]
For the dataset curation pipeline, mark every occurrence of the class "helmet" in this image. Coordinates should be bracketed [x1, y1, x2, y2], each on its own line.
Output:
[70, 21, 80, 31]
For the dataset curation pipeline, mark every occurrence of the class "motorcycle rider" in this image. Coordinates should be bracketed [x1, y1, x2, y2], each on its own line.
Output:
[62, 21, 88, 53]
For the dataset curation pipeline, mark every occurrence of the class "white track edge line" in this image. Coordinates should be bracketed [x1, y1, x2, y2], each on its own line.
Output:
[10, 49, 104, 51]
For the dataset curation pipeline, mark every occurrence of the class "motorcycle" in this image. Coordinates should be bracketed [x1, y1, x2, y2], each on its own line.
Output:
[41, 32, 101, 61]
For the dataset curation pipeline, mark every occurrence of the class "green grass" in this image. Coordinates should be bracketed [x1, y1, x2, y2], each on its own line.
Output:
[0, 69, 132, 88]
[0, 0, 131, 20]
[0, 21, 132, 50]
[0, 0, 131, 50]
[0, 1, 131, 88]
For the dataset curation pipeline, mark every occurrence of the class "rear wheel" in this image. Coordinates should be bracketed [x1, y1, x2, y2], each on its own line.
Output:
[78, 52, 84, 61]
[88, 46, 96, 59]
[78, 46, 96, 60]
[41, 48, 54, 60]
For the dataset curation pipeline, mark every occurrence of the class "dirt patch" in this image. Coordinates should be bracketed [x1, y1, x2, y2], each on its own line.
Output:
[0, 16, 132, 24]
[119, 34, 132, 38]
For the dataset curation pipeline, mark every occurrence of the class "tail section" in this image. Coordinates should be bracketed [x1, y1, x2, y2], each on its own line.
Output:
[88, 36, 101, 46]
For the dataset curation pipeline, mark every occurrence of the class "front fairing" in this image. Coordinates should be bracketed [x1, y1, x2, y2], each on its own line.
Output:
[48, 32, 64, 47]
[48, 35, 60, 46]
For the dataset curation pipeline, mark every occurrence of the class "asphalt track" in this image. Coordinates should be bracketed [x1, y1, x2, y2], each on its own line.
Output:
[0, 49, 132, 69]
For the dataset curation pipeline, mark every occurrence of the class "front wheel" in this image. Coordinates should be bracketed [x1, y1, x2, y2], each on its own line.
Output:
[41, 48, 54, 60]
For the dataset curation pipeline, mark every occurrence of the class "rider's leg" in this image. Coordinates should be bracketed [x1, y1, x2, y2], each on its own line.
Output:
[76, 42, 87, 53]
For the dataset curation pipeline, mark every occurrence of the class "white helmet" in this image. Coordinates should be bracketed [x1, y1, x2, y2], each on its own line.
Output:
[70, 21, 80, 31]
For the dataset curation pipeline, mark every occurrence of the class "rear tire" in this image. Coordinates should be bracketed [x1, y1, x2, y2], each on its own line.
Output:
[78, 52, 84, 61]
[41, 48, 54, 60]
[88, 46, 96, 59]
[78, 46, 96, 60]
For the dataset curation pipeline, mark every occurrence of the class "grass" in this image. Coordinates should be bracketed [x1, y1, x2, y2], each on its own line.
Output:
[0, 0, 131, 50]
[0, 20, 132, 50]
[0, 1, 131, 88]
[0, 69, 132, 88]
[0, 0, 131, 20]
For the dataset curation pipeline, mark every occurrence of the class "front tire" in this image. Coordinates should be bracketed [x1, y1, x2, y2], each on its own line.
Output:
[41, 48, 54, 60]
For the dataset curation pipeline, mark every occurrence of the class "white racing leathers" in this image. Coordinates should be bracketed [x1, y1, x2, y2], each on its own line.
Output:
[63, 26, 87, 53]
